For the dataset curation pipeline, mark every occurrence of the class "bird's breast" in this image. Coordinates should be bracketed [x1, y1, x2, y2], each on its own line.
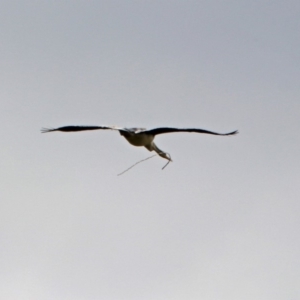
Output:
[123, 133, 154, 147]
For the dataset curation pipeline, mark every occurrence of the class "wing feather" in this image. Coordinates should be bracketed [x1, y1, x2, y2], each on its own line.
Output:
[41, 125, 121, 133]
[142, 127, 238, 136]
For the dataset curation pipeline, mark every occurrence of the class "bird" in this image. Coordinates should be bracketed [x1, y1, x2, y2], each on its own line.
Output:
[41, 125, 238, 162]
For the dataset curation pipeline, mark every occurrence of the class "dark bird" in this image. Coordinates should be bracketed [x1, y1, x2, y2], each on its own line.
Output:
[41, 125, 238, 162]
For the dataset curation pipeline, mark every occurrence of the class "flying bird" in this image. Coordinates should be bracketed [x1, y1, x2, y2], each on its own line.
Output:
[41, 125, 238, 162]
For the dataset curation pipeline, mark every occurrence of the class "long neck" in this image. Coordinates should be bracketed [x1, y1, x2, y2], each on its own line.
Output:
[152, 143, 172, 161]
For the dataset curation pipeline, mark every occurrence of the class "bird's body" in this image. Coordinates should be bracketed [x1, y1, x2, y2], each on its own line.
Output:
[119, 129, 154, 147]
[41, 125, 238, 163]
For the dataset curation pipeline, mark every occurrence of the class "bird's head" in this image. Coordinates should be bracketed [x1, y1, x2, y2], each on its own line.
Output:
[159, 152, 172, 161]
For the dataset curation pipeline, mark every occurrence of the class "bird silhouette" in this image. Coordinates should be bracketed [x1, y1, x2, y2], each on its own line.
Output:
[41, 125, 238, 162]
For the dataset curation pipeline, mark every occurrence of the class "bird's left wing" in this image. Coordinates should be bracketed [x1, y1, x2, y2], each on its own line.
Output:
[142, 127, 238, 136]
[41, 125, 122, 133]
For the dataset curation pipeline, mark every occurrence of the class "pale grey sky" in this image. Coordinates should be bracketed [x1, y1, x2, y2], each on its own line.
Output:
[1, 1, 299, 299]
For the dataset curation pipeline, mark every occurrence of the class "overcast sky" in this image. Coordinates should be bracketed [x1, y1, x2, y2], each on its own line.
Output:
[1, 1, 300, 299]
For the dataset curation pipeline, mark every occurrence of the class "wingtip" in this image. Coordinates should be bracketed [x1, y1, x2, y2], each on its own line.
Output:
[225, 130, 238, 136]
[41, 127, 56, 133]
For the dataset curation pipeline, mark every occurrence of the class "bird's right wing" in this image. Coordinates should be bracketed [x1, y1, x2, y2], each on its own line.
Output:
[143, 127, 238, 136]
[41, 125, 122, 133]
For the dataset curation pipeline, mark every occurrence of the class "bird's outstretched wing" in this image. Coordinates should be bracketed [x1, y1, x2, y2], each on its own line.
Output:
[141, 127, 238, 136]
[41, 125, 122, 133]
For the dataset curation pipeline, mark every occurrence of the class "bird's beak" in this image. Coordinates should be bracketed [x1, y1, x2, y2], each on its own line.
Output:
[161, 152, 172, 161]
